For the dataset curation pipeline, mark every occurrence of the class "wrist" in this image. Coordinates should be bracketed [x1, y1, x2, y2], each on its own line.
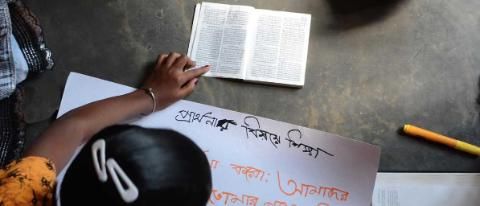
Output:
[142, 88, 157, 114]
[130, 89, 155, 115]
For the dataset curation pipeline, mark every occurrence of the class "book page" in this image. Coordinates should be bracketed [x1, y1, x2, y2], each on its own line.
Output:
[373, 173, 480, 206]
[189, 3, 255, 79]
[245, 10, 311, 86]
[57, 72, 381, 206]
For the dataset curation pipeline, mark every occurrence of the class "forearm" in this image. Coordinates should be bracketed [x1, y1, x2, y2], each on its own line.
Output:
[25, 89, 152, 171]
[24, 53, 209, 172]
[65, 89, 152, 139]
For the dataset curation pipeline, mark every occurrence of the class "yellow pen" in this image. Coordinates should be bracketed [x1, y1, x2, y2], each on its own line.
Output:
[403, 124, 480, 156]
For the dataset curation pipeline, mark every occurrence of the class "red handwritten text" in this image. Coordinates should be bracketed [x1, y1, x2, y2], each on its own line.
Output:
[277, 171, 349, 202]
[209, 189, 259, 206]
[230, 163, 266, 182]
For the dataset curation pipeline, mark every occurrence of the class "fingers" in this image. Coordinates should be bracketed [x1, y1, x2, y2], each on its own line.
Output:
[154, 52, 207, 86]
[165, 53, 196, 72]
[172, 54, 189, 71]
[179, 78, 198, 97]
[146, 53, 206, 108]
[165, 52, 181, 67]
[155, 54, 168, 69]
[181, 65, 210, 84]
[184, 59, 196, 70]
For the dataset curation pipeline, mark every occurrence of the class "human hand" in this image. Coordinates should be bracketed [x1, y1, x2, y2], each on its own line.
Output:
[142, 52, 209, 110]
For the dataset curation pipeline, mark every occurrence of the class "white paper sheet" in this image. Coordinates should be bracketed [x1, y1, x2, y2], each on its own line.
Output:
[57, 72, 381, 206]
[373, 173, 480, 206]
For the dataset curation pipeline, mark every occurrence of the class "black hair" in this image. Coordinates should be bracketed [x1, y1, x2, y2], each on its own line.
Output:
[60, 125, 212, 206]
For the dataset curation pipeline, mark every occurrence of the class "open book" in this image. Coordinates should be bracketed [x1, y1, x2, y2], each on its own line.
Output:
[188, 2, 311, 87]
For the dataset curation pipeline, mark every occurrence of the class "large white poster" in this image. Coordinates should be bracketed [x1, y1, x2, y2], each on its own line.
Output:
[58, 72, 380, 206]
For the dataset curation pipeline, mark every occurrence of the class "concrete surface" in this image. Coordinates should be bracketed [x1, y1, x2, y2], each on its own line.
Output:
[21, 0, 480, 172]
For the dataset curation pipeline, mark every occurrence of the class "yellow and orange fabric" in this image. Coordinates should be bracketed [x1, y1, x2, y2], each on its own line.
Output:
[0, 156, 56, 206]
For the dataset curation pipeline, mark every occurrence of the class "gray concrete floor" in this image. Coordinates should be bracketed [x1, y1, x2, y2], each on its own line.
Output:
[21, 0, 480, 172]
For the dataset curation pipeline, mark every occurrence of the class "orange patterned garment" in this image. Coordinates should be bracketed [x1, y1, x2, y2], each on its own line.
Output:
[0, 156, 56, 206]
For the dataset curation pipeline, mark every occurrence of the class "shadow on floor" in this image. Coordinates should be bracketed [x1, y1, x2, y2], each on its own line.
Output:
[476, 75, 480, 121]
[139, 60, 157, 84]
[477, 75, 480, 105]
[326, 0, 407, 30]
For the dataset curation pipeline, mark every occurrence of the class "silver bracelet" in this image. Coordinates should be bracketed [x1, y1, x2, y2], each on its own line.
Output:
[142, 87, 156, 114]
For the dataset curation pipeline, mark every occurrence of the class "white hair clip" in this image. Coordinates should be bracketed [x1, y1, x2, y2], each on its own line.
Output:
[91, 139, 139, 203]
[107, 159, 139, 203]
[91, 139, 107, 182]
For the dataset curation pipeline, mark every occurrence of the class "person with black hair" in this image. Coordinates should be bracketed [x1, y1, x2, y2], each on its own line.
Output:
[0, 52, 212, 206]
[60, 125, 212, 206]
